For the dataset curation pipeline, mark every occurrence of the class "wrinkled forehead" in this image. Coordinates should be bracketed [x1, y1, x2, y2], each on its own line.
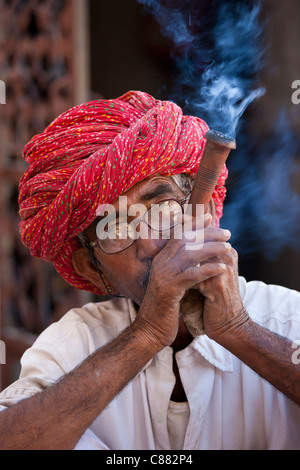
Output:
[95, 176, 189, 218]
[115, 175, 193, 207]
[122, 176, 181, 203]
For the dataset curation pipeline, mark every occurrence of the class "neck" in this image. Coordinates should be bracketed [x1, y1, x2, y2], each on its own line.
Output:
[171, 317, 193, 352]
[170, 317, 193, 403]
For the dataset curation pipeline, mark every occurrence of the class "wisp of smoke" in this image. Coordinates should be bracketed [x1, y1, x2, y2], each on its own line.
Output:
[138, 0, 300, 260]
[139, 0, 265, 136]
[222, 112, 300, 260]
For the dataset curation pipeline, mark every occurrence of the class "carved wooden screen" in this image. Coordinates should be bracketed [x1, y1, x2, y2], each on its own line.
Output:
[0, 0, 90, 390]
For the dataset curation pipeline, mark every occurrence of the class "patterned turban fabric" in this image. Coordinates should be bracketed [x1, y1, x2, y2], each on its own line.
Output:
[19, 90, 228, 295]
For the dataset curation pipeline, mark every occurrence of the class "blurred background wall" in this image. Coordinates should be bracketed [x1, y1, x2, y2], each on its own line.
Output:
[0, 0, 299, 390]
[0, 0, 89, 389]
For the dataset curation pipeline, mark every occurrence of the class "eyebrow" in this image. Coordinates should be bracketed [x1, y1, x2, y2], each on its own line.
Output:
[140, 183, 176, 202]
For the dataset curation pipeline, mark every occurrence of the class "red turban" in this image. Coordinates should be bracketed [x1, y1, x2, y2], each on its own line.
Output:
[19, 90, 228, 294]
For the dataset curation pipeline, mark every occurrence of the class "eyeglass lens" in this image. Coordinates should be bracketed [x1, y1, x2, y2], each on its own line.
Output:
[98, 199, 184, 254]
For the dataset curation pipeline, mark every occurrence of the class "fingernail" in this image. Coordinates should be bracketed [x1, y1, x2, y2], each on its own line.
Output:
[224, 242, 231, 250]
[223, 229, 231, 238]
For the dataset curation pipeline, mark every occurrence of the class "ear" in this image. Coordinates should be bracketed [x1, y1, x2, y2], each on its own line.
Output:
[72, 247, 108, 291]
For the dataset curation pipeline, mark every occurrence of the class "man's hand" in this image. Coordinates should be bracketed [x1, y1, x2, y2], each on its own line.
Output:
[132, 213, 300, 408]
[196, 236, 249, 343]
[135, 214, 233, 348]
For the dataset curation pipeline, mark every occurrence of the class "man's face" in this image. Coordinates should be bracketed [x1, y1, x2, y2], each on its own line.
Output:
[90, 176, 189, 305]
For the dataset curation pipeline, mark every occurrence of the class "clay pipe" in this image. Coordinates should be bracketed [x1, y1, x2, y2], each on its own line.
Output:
[189, 130, 236, 216]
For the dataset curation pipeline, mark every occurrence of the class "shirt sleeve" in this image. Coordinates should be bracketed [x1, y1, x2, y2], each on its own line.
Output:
[243, 279, 300, 340]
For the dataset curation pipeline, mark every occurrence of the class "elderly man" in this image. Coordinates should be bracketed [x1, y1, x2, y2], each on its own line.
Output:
[0, 91, 300, 450]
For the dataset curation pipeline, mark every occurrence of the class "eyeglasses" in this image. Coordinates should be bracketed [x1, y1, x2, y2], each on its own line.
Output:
[91, 196, 190, 255]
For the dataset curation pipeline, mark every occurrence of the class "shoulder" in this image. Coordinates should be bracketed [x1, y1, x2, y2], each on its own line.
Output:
[10, 296, 135, 383]
[53, 296, 134, 340]
[0, 297, 136, 407]
[239, 276, 300, 339]
[32, 297, 136, 366]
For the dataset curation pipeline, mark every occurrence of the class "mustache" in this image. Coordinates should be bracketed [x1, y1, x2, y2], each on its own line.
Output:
[137, 260, 152, 289]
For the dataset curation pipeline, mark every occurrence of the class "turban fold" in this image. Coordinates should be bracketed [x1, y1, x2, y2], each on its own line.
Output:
[19, 90, 228, 294]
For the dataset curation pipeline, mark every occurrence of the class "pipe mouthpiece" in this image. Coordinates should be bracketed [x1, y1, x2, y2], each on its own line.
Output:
[205, 130, 236, 150]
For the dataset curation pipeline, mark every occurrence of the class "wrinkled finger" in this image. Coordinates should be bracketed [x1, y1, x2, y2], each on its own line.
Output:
[182, 239, 232, 262]
[176, 262, 227, 290]
[204, 227, 231, 243]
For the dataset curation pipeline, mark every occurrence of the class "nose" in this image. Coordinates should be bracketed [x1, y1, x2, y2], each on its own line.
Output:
[135, 222, 169, 260]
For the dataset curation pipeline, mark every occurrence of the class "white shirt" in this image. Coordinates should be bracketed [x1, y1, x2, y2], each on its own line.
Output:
[1, 277, 300, 450]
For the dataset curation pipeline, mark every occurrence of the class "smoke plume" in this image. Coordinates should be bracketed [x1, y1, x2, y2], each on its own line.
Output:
[138, 0, 300, 260]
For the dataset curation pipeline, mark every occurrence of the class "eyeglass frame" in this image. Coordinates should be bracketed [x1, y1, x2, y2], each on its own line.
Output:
[81, 192, 193, 297]
[89, 193, 192, 256]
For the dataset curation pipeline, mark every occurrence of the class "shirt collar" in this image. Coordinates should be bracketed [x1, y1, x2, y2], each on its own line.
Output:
[190, 335, 233, 372]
